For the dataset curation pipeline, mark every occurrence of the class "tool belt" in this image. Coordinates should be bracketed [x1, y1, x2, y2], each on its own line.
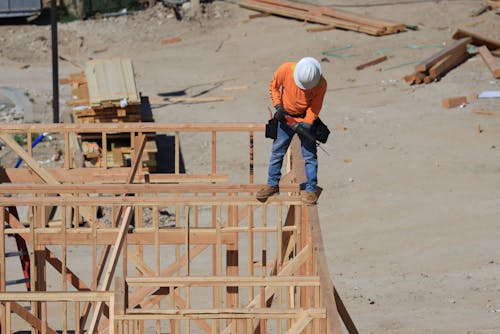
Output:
[265, 117, 278, 139]
[312, 117, 330, 144]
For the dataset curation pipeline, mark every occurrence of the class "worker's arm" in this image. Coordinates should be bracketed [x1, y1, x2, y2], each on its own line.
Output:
[269, 63, 290, 107]
[303, 77, 327, 124]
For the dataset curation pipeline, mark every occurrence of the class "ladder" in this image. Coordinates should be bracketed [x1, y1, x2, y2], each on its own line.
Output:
[4, 206, 31, 291]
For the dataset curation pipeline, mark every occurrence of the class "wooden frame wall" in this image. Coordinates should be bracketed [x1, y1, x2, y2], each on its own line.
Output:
[0, 124, 356, 334]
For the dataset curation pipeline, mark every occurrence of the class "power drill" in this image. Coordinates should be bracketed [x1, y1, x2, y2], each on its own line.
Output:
[283, 115, 316, 144]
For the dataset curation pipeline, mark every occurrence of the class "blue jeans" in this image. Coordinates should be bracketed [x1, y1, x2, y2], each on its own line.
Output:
[267, 121, 318, 192]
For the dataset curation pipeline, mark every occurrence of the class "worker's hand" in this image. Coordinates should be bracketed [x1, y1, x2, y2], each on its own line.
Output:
[274, 104, 286, 122]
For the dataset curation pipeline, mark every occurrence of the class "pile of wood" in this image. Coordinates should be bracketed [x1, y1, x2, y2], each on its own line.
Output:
[64, 59, 149, 124]
[239, 0, 406, 36]
[405, 29, 500, 85]
[404, 37, 471, 85]
[61, 58, 157, 171]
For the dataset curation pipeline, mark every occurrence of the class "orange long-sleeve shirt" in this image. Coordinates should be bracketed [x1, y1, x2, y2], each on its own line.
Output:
[269, 62, 327, 124]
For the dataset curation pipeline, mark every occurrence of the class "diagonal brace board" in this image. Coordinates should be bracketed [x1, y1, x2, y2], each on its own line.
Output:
[87, 133, 146, 333]
[0, 133, 94, 223]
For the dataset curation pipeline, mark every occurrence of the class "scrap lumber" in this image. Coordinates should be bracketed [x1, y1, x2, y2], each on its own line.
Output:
[415, 37, 471, 72]
[452, 29, 500, 50]
[473, 109, 500, 115]
[160, 36, 181, 45]
[404, 38, 471, 85]
[488, 0, 500, 10]
[355, 56, 388, 70]
[239, 0, 406, 36]
[478, 46, 500, 78]
[442, 96, 467, 108]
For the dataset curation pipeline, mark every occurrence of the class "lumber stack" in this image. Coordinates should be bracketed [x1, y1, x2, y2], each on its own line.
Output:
[64, 59, 150, 124]
[404, 37, 471, 85]
[239, 0, 406, 36]
[61, 59, 157, 171]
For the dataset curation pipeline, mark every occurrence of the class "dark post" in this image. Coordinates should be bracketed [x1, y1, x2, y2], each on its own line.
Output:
[51, 0, 59, 123]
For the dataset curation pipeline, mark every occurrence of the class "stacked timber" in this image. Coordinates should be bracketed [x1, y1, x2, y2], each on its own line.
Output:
[62, 58, 157, 171]
[239, 0, 406, 36]
[65, 59, 148, 123]
[404, 37, 472, 85]
[451, 29, 500, 79]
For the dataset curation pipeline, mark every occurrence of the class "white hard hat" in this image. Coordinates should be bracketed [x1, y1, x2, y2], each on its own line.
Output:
[293, 57, 322, 90]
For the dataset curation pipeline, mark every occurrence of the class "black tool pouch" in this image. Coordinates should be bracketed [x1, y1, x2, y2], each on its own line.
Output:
[265, 117, 278, 140]
[313, 117, 330, 144]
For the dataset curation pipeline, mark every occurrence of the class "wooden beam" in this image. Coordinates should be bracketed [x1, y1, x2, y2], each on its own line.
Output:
[87, 207, 134, 333]
[0, 195, 302, 206]
[0, 168, 229, 184]
[307, 206, 357, 334]
[121, 307, 326, 319]
[86, 134, 147, 332]
[285, 312, 313, 334]
[0, 122, 265, 134]
[0, 134, 94, 223]
[5, 301, 57, 334]
[452, 28, 500, 50]
[442, 96, 467, 108]
[0, 183, 299, 195]
[428, 50, 469, 79]
[12, 228, 237, 246]
[414, 37, 471, 72]
[126, 276, 320, 287]
[478, 45, 500, 78]
[355, 56, 388, 70]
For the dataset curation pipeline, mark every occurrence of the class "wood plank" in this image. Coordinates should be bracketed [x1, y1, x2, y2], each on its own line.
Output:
[0, 183, 299, 195]
[239, 0, 403, 36]
[2, 229, 236, 246]
[165, 96, 234, 103]
[478, 45, 500, 78]
[442, 96, 467, 108]
[5, 301, 57, 334]
[126, 276, 320, 287]
[0, 122, 265, 133]
[452, 28, 500, 50]
[0, 168, 229, 184]
[355, 56, 388, 70]
[121, 307, 325, 319]
[472, 109, 500, 115]
[414, 37, 471, 72]
[0, 134, 95, 224]
[307, 206, 356, 334]
[428, 49, 470, 78]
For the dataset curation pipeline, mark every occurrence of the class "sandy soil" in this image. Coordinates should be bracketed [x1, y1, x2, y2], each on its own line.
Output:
[1, 0, 500, 333]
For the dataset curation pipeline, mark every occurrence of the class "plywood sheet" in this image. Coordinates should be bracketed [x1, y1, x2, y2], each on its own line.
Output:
[85, 58, 140, 107]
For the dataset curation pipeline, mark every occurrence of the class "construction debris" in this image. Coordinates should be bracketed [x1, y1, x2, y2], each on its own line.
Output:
[405, 37, 471, 85]
[355, 56, 388, 70]
[473, 109, 500, 115]
[442, 96, 467, 108]
[478, 46, 500, 78]
[452, 29, 500, 50]
[239, 0, 406, 36]
[159, 36, 182, 45]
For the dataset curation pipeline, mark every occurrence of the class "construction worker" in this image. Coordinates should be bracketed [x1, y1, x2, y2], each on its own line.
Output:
[256, 57, 327, 205]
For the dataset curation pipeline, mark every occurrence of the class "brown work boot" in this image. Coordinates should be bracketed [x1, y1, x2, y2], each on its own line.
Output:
[302, 191, 317, 205]
[256, 185, 279, 202]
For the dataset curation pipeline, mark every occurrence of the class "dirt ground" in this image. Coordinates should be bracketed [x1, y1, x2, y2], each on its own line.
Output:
[1, 0, 500, 333]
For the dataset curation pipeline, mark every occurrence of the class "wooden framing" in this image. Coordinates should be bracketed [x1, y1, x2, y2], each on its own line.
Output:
[239, 0, 406, 36]
[0, 123, 356, 333]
